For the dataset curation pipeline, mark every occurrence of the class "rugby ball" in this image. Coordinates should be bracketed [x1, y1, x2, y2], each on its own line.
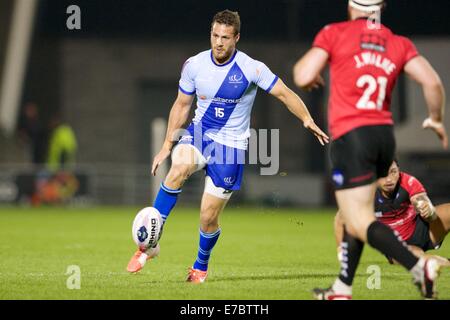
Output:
[132, 207, 163, 250]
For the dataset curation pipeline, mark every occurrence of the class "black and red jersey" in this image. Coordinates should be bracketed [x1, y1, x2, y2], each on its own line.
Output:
[375, 172, 426, 241]
[313, 18, 419, 139]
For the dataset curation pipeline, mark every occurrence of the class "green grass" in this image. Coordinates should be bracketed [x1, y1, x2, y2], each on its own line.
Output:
[0, 206, 448, 300]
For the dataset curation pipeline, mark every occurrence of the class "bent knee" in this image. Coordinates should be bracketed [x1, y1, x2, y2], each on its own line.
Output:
[344, 219, 373, 241]
[166, 164, 195, 186]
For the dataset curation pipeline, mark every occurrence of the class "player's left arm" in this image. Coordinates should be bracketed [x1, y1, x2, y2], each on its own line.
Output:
[410, 192, 438, 222]
[404, 56, 448, 149]
[292, 47, 329, 91]
[269, 78, 329, 145]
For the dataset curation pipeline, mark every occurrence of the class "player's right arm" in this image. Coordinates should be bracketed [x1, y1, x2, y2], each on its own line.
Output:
[404, 56, 448, 149]
[151, 91, 194, 176]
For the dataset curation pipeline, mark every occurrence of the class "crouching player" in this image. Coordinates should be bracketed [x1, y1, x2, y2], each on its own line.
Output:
[335, 160, 450, 265]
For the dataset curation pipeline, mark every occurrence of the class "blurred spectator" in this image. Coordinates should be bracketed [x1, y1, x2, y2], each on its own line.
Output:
[46, 114, 78, 171]
[17, 102, 48, 164]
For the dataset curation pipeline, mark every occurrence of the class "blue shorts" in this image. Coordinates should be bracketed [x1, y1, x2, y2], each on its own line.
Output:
[177, 124, 245, 191]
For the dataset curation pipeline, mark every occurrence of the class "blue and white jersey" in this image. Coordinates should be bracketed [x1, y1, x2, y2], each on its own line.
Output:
[179, 50, 278, 150]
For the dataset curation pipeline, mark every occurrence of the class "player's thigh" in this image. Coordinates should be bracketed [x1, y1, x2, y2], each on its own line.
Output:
[330, 125, 395, 191]
[331, 126, 394, 240]
[429, 203, 450, 244]
[169, 144, 205, 177]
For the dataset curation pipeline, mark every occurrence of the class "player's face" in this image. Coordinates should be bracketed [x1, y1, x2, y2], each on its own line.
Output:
[378, 162, 400, 194]
[210, 23, 239, 64]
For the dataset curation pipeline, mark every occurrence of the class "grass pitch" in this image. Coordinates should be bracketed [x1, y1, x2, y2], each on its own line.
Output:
[0, 206, 448, 300]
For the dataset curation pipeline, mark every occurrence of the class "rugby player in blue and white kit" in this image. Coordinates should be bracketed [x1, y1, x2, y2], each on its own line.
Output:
[127, 10, 329, 282]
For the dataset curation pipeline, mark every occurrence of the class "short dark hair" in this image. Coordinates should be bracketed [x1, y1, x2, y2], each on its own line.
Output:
[212, 10, 241, 35]
[393, 158, 399, 167]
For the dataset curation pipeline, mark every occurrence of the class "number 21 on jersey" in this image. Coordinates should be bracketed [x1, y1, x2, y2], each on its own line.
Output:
[356, 74, 388, 110]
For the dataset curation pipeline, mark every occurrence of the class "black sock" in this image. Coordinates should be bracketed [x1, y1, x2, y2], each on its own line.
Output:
[339, 227, 364, 286]
[367, 221, 418, 270]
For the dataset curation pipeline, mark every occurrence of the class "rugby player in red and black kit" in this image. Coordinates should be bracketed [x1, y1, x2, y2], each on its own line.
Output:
[335, 160, 450, 265]
[293, 0, 448, 299]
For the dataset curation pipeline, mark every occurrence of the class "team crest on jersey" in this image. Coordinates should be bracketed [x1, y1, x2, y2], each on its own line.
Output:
[228, 73, 244, 84]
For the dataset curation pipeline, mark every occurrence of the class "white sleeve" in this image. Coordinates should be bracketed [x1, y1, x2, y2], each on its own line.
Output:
[178, 58, 196, 95]
[253, 60, 278, 93]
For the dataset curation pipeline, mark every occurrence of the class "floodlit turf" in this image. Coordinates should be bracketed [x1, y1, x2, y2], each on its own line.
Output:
[0, 206, 448, 300]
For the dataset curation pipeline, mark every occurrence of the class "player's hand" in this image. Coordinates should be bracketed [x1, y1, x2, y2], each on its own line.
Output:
[151, 146, 172, 176]
[415, 199, 437, 222]
[422, 117, 448, 149]
[303, 119, 330, 146]
[305, 75, 325, 92]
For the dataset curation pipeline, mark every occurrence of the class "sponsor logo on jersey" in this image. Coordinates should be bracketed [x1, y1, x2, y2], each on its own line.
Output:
[360, 34, 386, 52]
[212, 97, 242, 104]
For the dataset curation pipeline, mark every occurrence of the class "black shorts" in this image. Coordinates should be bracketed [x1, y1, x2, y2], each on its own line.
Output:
[330, 125, 395, 190]
[407, 216, 443, 251]
[386, 217, 444, 263]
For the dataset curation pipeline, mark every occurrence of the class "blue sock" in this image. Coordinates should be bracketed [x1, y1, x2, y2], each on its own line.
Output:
[153, 182, 181, 224]
[193, 228, 221, 271]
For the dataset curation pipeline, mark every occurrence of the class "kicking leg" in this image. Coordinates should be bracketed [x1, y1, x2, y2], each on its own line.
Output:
[127, 144, 201, 273]
[154, 144, 201, 225]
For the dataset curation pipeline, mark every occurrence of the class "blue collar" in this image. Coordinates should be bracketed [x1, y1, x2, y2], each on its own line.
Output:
[210, 49, 238, 67]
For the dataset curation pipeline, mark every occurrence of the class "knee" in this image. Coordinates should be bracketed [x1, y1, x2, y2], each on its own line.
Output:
[345, 219, 372, 242]
[166, 164, 193, 186]
[200, 206, 220, 230]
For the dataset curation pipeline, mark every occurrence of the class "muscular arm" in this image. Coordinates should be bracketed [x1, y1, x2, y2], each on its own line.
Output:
[269, 78, 329, 145]
[293, 47, 329, 91]
[404, 56, 448, 149]
[404, 56, 445, 123]
[151, 91, 194, 175]
[162, 91, 195, 150]
[410, 192, 437, 222]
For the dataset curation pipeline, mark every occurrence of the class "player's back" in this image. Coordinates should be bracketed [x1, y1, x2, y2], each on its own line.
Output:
[314, 18, 419, 139]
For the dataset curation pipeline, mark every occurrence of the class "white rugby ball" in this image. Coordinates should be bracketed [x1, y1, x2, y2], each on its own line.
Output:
[132, 207, 163, 250]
